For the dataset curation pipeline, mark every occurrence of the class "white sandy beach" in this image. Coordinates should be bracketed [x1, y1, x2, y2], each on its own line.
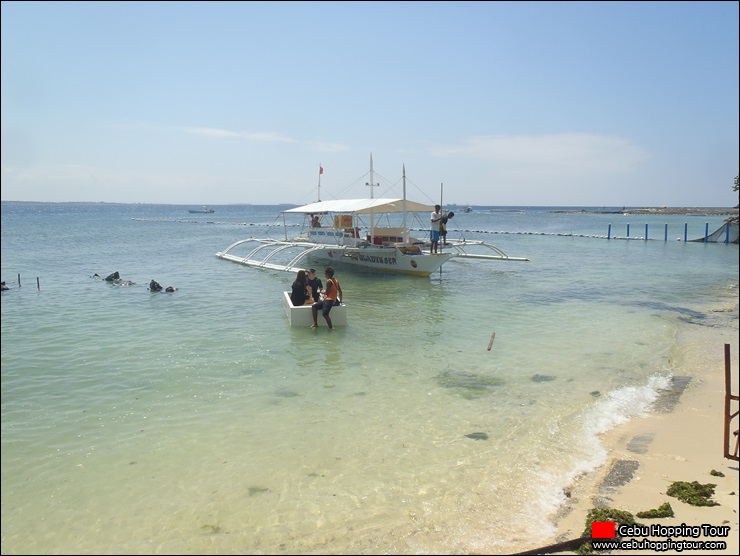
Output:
[517, 298, 740, 555]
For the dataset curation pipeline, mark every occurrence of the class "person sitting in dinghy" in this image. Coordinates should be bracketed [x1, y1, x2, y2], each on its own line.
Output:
[306, 269, 323, 303]
[290, 270, 311, 306]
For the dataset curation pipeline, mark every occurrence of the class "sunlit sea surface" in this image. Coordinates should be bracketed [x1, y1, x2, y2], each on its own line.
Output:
[2, 201, 738, 555]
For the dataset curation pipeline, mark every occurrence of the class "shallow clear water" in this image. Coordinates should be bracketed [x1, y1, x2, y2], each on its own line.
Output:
[2, 202, 737, 554]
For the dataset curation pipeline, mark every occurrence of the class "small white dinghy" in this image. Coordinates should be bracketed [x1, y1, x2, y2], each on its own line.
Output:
[283, 292, 347, 327]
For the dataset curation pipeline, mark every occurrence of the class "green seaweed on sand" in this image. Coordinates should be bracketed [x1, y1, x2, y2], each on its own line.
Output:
[274, 388, 300, 398]
[636, 502, 674, 518]
[435, 371, 504, 399]
[248, 486, 270, 496]
[666, 481, 719, 506]
[200, 524, 221, 534]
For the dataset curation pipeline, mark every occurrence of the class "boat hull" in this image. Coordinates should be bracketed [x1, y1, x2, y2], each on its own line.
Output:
[318, 246, 451, 276]
[283, 292, 347, 327]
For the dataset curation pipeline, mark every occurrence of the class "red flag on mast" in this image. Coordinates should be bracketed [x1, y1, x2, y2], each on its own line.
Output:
[319, 166, 324, 175]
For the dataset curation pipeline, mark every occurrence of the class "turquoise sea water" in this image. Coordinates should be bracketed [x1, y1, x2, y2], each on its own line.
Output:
[2, 201, 738, 555]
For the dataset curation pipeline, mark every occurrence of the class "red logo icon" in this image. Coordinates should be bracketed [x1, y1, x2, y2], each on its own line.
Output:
[591, 522, 616, 538]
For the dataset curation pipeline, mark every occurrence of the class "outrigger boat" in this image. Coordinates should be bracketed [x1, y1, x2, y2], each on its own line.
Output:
[189, 206, 215, 214]
[216, 159, 528, 277]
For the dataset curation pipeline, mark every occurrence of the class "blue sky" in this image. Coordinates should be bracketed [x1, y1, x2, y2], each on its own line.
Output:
[1, 1, 738, 206]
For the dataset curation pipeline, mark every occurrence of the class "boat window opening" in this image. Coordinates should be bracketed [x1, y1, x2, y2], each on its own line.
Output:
[333, 215, 353, 229]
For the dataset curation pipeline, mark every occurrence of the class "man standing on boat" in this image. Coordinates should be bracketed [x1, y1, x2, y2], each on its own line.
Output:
[440, 210, 454, 246]
[430, 205, 443, 254]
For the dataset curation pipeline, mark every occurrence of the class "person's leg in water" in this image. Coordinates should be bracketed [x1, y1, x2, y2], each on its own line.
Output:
[310, 301, 320, 328]
[322, 300, 333, 329]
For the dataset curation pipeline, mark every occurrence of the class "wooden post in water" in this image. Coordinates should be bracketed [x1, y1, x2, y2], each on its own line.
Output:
[487, 332, 496, 351]
[37, 277, 40, 290]
[18, 273, 21, 287]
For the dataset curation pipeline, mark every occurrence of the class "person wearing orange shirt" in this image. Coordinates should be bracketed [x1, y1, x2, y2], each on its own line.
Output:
[311, 266, 343, 330]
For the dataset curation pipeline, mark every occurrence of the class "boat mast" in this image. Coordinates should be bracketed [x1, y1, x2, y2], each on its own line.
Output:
[317, 163, 323, 202]
[402, 164, 408, 243]
[366, 154, 378, 240]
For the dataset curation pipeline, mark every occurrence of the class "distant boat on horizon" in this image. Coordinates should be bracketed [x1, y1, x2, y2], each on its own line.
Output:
[188, 206, 215, 214]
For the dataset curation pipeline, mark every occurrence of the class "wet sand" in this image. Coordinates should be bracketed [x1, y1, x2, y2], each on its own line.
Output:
[516, 300, 740, 555]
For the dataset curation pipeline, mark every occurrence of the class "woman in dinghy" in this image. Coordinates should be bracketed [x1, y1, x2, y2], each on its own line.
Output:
[290, 270, 311, 306]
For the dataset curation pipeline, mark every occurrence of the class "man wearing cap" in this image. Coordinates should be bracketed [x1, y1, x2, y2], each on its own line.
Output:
[306, 268, 323, 303]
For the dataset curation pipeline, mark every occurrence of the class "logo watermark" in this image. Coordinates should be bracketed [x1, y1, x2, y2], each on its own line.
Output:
[591, 521, 730, 551]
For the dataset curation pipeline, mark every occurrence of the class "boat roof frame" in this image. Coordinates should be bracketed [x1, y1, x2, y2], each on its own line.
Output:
[281, 198, 435, 215]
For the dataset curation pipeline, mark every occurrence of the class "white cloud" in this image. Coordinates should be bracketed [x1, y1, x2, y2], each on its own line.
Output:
[180, 127, 298, 143]
[178, 127, 350, 153]
[305, 140, 351, 153]
[430, 133, 651, 174]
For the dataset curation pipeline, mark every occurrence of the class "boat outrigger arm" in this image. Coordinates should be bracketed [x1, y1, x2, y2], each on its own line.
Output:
[216, 238, 339, 273]
[442, 239, 529, 261]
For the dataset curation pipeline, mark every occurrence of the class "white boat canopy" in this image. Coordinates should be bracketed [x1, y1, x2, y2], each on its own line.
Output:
[282, 198, 434, 215]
